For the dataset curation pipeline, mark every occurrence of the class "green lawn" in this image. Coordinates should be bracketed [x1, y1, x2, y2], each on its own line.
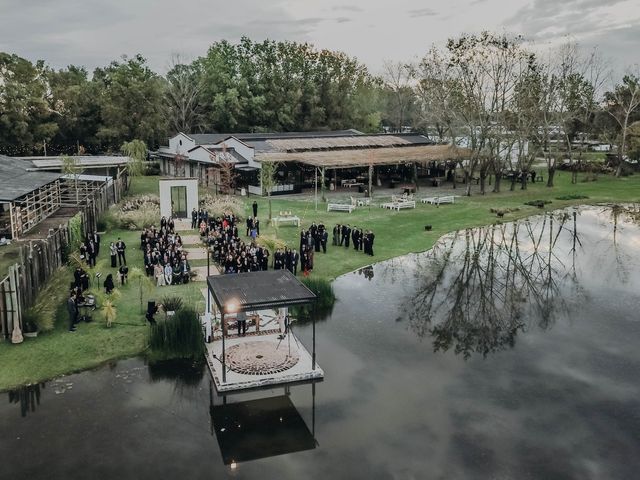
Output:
[0, 170, 638, 391]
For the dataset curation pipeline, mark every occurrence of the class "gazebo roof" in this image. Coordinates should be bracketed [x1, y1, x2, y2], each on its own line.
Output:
[207, 270, 316, 313]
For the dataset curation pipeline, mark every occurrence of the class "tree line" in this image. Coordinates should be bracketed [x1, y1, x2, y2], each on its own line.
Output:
[1, 34, 638, 189]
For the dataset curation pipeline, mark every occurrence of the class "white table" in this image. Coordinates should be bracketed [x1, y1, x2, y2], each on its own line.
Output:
[273, 216, 300, 227]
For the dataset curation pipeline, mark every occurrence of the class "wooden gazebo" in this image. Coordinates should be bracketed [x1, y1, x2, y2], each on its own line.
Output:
[207, 270, 318, 383]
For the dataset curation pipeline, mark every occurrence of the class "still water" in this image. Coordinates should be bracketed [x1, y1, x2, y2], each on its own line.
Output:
[1, 205, 639, 479]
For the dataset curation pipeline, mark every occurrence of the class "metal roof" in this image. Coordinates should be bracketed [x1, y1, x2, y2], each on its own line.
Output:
[207, 270, 316, 313]
[22, 156, 130, 170]
[0, 155, 62, 201]
[187, 129, 363, 146]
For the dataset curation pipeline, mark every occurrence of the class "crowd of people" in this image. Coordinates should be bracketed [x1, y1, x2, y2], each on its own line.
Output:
[203, 211, 271, 274]
[333, 224, 376, 256]
[140, 216, 191, 286]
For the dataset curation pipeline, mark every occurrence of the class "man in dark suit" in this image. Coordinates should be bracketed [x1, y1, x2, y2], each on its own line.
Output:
[67, 291, 78, 332]
[252, 201, 258, 218]
[367, 230, 375, 256]
[344, 225, 351, 248]
[91, 231, 100, 256]
[321, 229, 328, 253]
[333, 224, 340, 246]
[191, 208, 198, 229]
[291, 249, 299, 275]
[87, 240, 97, 267]
[116, 237, 127, 265]
[340, 224, 347, 246]
[352, 227, 359, 251]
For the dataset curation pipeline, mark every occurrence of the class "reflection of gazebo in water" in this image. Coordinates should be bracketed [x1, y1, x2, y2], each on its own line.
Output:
[206, 270, 324, 392]
[209, 383, 318, 467]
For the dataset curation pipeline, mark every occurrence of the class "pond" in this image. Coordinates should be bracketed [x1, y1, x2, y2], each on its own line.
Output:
[1, 205, 639, 479]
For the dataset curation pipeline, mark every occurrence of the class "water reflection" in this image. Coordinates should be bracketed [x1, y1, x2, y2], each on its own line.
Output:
[209, 383, 317, 466]
[406, 210, 593, 358]
[8, 383, 45, 417]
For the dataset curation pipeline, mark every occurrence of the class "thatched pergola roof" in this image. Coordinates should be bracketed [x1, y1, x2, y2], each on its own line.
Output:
[255, 144, 470, 168]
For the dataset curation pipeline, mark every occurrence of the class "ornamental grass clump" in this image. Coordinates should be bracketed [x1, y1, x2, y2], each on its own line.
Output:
[149, 307, 205, 360]
[292, 276, 336, 322]
[112, 194, 161, 230]
[200, 194, 244, 219]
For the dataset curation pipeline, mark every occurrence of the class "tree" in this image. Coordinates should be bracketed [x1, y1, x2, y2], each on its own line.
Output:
[165, 55, 205, 134]
[61, 155, 80, 205]
[259, 161, 279, 222]
[381, 60, 416, 132]
[93, 54, 167, 150]
[121, 139, 147, 187]
[46, 65, 101, 154]
[605, 73, 640, 176]
[0, 53, 58, 155]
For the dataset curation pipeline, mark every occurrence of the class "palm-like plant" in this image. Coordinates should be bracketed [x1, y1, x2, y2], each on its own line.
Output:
[96, 289, 121, 328]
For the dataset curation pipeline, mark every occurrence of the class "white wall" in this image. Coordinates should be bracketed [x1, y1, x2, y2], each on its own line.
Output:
[168, 133, 196, 154]
[218, 138, 256, 167]
[159, 178, 199, 219]
[189, 146, 217, 163]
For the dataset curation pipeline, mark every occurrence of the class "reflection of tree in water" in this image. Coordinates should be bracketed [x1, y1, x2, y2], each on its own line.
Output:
[407, 212, 584, 358]
[8, 383, 45, 417]
[605, 204, 640, 284]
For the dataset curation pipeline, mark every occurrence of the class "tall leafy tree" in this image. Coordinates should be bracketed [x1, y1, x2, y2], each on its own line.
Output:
[93, 54, 166, 150]
[0, 53, 58, 155]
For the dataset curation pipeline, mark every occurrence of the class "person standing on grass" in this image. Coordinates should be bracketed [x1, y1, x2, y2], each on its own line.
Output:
[191, 208, 198, 229]
[252, 200, 258, 218]
[116, 237, 126, 265]
[67, 291, 78, 332]
[109, 242, 117, 268]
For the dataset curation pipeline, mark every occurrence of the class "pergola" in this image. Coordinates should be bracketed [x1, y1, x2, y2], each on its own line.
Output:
[255, 140, 472, 208]
[207, 270, 317, 382]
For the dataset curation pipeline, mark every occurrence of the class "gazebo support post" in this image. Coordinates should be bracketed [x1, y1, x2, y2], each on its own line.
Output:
[221, 312, 227, 382]
[312, 301, 316, 370]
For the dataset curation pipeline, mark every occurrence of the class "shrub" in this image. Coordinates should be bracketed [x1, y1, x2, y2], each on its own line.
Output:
[524, 200, 551, 209]
[199, 193, 244, 220]
[111, 195, 160, 230]
[26, 267, 70, 332]
[161, 295, 184, 313]
[149, 307, 205, 360]
[555, 194, 589, 200]
[291, 276, 336, 322]
[145, 161, 161, 176]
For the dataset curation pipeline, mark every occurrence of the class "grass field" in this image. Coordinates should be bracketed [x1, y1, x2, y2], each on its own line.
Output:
[0, 170, 638, 391]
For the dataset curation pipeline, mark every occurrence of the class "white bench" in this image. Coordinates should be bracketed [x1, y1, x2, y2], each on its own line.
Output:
[421, 196, 455, 206]
[386, 200, 416, 211]
[327, 203, 355, 213]
[356, 198, 371, 207]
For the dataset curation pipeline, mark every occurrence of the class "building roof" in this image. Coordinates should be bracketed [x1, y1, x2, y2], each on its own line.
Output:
[20, 156, 130, 170]
[207, 270, 316, 313]
[262, 134, 431, 152]
[256, 144, 471, 168]
[0, 155, 62, 201]
[186, 129, 363, 146]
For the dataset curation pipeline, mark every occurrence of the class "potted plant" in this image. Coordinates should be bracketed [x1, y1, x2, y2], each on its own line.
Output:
[21, 310, 39, 338]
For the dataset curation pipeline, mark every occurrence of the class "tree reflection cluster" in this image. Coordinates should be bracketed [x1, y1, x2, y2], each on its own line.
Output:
[407, 211, 585, 358]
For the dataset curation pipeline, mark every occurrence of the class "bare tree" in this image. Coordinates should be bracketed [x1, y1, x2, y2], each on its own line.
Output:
[381, 60, 415, 132]
[605, 72, 640, 177]
[165, 54, 205, 134]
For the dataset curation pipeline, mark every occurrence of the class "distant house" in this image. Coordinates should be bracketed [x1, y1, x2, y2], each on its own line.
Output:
[0, 155, 63, 239]
[154, 130, 466, 195]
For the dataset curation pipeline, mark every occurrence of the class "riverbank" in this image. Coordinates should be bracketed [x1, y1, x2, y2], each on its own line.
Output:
[0, 171, 639, 391]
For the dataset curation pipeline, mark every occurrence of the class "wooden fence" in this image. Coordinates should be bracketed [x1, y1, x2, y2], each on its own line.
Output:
[1, 172, 128, 340]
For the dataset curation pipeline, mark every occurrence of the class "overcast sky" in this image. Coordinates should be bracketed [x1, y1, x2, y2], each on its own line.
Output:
[0, 0, 638, 76]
